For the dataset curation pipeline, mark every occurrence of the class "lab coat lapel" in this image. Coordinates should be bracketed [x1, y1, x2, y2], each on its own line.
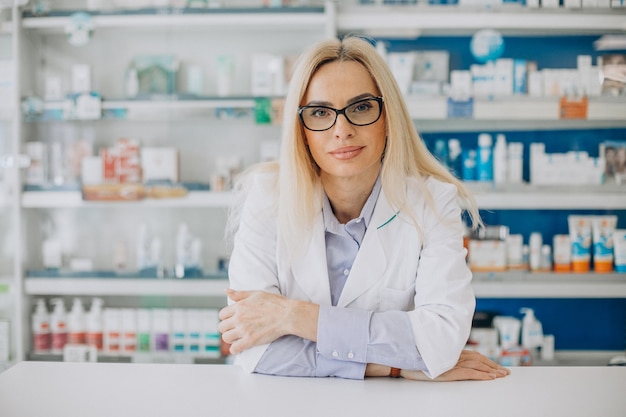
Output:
[336, 190, 396, 308]
[290, 212, 332, 306]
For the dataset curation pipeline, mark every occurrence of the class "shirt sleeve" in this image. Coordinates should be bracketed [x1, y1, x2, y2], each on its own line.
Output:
[254, 304, 426, 379]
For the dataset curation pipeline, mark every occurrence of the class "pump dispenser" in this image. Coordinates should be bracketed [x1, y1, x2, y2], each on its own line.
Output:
[68, 298, 86, 345]
[520, 308, 544, 350]
[32, 298, 51, 354]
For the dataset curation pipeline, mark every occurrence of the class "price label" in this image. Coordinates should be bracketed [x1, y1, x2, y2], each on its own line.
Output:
[559, 96, 588, 119]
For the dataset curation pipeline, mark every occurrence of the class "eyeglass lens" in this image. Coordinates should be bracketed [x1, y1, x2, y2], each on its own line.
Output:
[300, 98, 382, 131]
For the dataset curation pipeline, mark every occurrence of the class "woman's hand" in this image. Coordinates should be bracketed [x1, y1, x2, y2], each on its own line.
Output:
[218, 289, 319, 355]
[400, 350, 510, 381]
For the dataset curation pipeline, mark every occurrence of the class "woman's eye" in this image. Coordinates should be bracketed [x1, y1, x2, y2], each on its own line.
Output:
[352, 101, 373, 113]
[310, 108, 329, 118]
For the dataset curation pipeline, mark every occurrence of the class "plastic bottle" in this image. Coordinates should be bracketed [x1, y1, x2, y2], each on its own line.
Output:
[507, 142, 524, 184]
[86, 298, 104, 351]
[462, 149, 477, 181]
[50, 298, 68, 354]
[520, 308, 544, 350]
[476, 133, 493, 182]
[529, 232, 543, 272]
[32, 298, 51, 354]
[68, 298, 86, 345]
[448, 138, 462, 178]
[493, 133, 507, 185]
[540, 244, 552, 272]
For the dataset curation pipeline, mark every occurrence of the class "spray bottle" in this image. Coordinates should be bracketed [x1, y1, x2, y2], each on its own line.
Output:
[50, 298, 68, 354]
[32, 298, 51, 354]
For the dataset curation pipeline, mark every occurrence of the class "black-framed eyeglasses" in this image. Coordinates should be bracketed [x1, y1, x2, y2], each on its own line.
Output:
[298, 96, 384, 132]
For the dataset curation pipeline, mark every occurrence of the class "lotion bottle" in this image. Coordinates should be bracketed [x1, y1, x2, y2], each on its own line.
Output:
[520, 308, 544, 351]
[68, 298, 86, 345]
[86, 298, 104, 351]
[32, 298, 51, 354]
[50, 298, 68, 354]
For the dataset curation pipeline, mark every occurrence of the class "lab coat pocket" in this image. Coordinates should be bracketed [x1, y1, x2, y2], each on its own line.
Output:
[380, 285, 416, 311]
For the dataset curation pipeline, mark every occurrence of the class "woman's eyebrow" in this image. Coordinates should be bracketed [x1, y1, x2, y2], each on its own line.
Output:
[303, 93, 377, 107]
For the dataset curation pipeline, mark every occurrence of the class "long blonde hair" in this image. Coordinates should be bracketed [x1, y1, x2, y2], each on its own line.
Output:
[227, 36, 481, 246]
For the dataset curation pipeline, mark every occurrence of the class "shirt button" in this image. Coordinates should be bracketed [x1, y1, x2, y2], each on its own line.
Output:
[347, 351, 354, 359]
[356, 219, 361, 223]
[332, 350, 339, 358]
[343, 269, 349, 276]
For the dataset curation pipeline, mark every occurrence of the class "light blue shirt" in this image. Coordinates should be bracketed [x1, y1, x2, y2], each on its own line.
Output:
[254, 176, 427, 379]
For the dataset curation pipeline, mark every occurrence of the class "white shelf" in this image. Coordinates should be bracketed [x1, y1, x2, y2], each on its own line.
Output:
[337, 5, 626, 36]
[24, 277, 229, 297]
[24, 273, 626, 298]
[21, 7, 330, 32]
[406, 96, 626, 124]
[469, 183, 626, 210]
[21, 191, 232, 208]
[473, 272, 626, 298]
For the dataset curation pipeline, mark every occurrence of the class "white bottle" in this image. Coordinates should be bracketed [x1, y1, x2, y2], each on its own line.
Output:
[50, 298, 68, 354]
[520, 308, 544, 350]
[493, 134, 508, 185]
[32, 298, 51, 354]
[507, 142, 524, 184]
[529, 232, 543, 272]
[68, 298, 86, 345]
[476, 133, 493, 182]
[86, 298, 104, 351]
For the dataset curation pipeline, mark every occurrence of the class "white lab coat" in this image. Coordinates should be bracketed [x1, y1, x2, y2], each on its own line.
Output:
[228, 172, 475, 379]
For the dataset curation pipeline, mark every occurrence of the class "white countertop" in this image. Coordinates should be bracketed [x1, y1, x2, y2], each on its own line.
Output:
[0, 362, 625, 417]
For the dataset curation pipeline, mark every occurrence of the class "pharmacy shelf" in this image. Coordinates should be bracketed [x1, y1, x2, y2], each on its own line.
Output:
[28, 352, 225, 364]
[24, 277, 229, 297]
[21, 6, 331, 33]
[21, 186, 626, 209]
[21, 190, 233, 208]
[406, 96, 626, 125]
[24, 273, 626, 298]
[337, 5, 626, 36]
[472, 272, 626, 298]
[467, 183, 626, 210]
[35, 98, 258, 122]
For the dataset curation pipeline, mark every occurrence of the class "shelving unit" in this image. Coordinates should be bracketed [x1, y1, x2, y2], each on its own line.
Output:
[6, 2, 626, 363]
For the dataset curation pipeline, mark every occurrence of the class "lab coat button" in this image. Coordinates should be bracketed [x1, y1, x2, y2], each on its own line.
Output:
[343, 269, 349, 276]
[347, 351, 354, 359]
[332, 350, 339, 358]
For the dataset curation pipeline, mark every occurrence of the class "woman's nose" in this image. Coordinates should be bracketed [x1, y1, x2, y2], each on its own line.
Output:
[332, 113, 355, 139]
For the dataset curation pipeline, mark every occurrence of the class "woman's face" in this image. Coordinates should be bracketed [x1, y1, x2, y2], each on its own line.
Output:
[301, 60, 386, 183]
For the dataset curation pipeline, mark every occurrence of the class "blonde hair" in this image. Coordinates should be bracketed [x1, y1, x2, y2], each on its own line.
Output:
[227, 36, 481, 246]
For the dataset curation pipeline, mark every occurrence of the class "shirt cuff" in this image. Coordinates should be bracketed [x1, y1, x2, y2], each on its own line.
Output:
[316, 304, 372, 378]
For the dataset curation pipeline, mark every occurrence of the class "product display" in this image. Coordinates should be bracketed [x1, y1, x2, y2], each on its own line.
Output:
[0, 1, 624, 367]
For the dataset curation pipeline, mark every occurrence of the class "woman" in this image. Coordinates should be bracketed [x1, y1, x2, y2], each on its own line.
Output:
[218, 36, 509, 381]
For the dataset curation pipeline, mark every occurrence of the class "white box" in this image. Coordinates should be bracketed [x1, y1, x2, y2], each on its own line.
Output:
[141, 147, 179, 183]
[72, 64, 91, 94]
[494, 58, 514, 96]
[564, 0, 581, 6]
[528, 71, 543, 97]
[450, 70, 472, 100]
[469, 240, 507, 272]
[581, 0, 599, 5]
[506, 234, 524, 269]
[414, 50, 449, 82]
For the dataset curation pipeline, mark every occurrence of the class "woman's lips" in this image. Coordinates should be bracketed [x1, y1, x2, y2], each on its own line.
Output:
[329, 146, 364, 160]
